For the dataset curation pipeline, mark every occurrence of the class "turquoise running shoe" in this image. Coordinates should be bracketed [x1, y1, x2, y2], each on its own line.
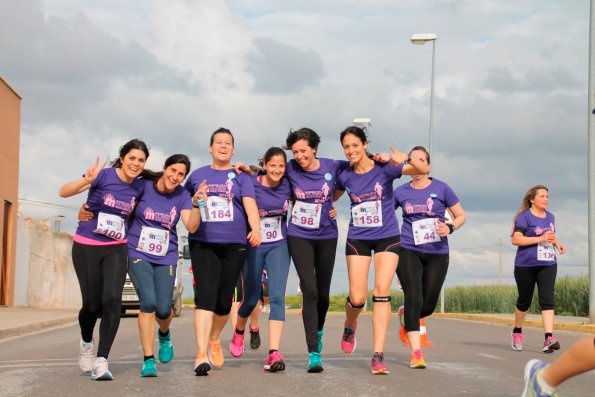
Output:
[307, 352, 323, 373]
[158, 330, 174, 363]
[141, 358, 157, 377]
[317, 329, 325, 353]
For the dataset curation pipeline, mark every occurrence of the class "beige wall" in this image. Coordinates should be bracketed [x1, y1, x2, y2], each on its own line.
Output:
[0, 77, 21, 306]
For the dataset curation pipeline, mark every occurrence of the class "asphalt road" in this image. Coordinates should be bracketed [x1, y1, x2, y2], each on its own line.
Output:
[0, 309, 593, 397]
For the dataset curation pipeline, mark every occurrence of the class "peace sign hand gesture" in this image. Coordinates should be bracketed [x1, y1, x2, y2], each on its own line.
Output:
[83, 157, 107, 184]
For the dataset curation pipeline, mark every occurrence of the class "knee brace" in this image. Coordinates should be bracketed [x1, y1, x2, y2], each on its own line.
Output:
[346, 296, 365, 309]
[372, 295, 391, 303]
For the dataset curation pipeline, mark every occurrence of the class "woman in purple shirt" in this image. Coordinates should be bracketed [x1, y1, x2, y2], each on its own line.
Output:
[393, 146, 466, 369]
[229, 147, 292, 373]
[126, 154, 205, 377]
[335, 127, 428, 375]
[184, 128, 261, 376]
[510, 185, 566, 354]
[59, 139, 149, 381]
[283, 127, 350, 373]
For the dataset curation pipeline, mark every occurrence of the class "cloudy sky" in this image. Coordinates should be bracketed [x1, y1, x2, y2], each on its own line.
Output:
[1, 0, 590, 294]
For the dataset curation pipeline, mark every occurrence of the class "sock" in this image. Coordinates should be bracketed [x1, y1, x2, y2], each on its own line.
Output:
[513, 327, 522, 334]
[249, 325, 259, 332]
[159, 329, 169, 338]
[269, 349, 278, 355]
[144, 355, 155, 361]
[82, 340, 93, 347]
[537, 367, 556, 395]
[545, 333, 552, 340]
[236, 328, 245, 335]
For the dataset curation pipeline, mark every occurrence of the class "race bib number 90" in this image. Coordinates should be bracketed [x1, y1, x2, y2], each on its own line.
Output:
[136, 226, 170, 257]
[412, 218, 440, 245]
[94, 212, 126, 240]
[291, 200, 322, 229]
[260, 216, 284, 243]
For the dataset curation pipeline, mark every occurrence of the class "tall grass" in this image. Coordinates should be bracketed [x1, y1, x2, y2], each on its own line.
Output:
[284, 275, 588, 316]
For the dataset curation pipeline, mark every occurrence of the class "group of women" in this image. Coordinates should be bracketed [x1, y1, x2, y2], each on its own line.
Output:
[59, 125, 567, 381]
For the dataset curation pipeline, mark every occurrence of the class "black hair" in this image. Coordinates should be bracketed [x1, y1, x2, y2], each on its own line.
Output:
[210, 127, 234, 146]
[283, 128, 320, 151]
[143, 154, 192, 182]
[340, 126, 375, 160]
[258, 147, 287, 168]
[110, 139, 150, 168]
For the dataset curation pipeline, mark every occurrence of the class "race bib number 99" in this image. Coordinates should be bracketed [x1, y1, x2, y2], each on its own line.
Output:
[136, 226, 170, 257]
[94, 212, 126, 240]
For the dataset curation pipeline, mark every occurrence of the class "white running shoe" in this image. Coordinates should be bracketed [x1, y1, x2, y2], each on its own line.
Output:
[79, 339, 94, 373]
[91, 357, 113, 381]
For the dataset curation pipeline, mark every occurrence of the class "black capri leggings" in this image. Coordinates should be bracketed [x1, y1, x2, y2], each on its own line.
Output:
[72, 241, 128, 359]
[396, 248, 449, 332]
[189, 241, 246, 316]
[287, 236, 337, 353]
[514, 264, 557, 312]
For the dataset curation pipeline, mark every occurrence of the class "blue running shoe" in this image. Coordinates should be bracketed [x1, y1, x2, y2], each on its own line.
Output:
[141, 358, 157, 377]
[159, 330, 174, 363]
[522, 359, 558, 397]
[317, 329, 325, 353]
[307, 352, 323, 373]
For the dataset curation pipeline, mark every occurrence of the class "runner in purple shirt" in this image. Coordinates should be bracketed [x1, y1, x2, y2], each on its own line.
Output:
[59, 139, 149, 381]
[126, 154, 205, 377]
[393, 146, 466, 369]
[334, 126, 428, 375]
[510, 185, 566, 355]
[183, 128, 261, 376]
[229, 147, 293, 373]
[283, 127, 349, 373]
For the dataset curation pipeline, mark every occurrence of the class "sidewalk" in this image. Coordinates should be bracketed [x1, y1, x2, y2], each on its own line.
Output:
[0, 307, 593, 341]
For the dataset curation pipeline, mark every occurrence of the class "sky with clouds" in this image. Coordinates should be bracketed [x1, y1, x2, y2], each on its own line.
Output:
[1, 0, 590, 294]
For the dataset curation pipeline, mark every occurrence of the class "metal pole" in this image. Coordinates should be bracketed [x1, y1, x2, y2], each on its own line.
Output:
[588, 0, 595, 323]
[429, 39, 436, 157]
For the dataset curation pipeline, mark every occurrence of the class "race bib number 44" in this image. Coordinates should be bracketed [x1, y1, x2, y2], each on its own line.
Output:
[351, 201, 383, 228]
[136, 226, 170, 257]
[291, 200, 322, 229]
[412, 218, 440, 245]
[94, 212, 126, 240]
[537, 242, 556, 261]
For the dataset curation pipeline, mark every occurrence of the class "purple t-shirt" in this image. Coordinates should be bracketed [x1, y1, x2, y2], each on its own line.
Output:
[285, 158, 349, 240]
[336, 162, 404, 240]
[74, 167, 143, 243]
[513, 209, 557, 267]
[251, 173, 292, 248]
[127, 180, 192, 265]
[184, 166, 255, 244]
[393, 178, 459, 254]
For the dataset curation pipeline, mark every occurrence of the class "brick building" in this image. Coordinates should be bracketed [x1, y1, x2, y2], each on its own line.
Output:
[0, 77, 21, 306]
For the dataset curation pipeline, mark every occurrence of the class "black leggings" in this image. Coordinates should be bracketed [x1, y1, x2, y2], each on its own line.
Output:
[72, 242, 128, 359]
[287, 236, 337, 353]
[396, 248, 449, 332]
[514, 264, 557, 312]
[189, 241, 246, 316]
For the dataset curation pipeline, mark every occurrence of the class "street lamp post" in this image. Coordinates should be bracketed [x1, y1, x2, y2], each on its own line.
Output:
[411, 33, 442, 311]
[410, 33, 437, 159]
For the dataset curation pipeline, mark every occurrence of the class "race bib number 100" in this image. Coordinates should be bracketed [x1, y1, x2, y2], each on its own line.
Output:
[94, 212, 126, 240]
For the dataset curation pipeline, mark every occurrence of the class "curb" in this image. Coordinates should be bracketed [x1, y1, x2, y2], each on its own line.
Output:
[431, 313, 595, 334]
[0, 315, 78, 340]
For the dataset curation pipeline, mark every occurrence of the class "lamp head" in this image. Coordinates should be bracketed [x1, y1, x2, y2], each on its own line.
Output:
[410, 33, 437, 45]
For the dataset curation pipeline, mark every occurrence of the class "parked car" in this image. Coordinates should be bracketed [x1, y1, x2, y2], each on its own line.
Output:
[121, 253, 186, 317]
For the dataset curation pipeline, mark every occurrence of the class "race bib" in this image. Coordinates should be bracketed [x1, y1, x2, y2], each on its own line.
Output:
[260, 216, 283, 243]
[537, 242, 556, 261]
[412, 218, 440, 245]
[351, 200, 383, 228]
[136, 226, 170, 257]
[201, 195, 234, 222]
[291, 200, 322, 229]
[94, 212, 126, 240]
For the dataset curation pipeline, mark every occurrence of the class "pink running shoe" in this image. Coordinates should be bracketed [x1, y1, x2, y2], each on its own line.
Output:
[542, 336, 560, 354]
[263, 351, 285, 372]
[511, 331, 524, 351]
[341, 321, 357, 354]
[229, 329, 245, 358]
[370, 352, 389, 375]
